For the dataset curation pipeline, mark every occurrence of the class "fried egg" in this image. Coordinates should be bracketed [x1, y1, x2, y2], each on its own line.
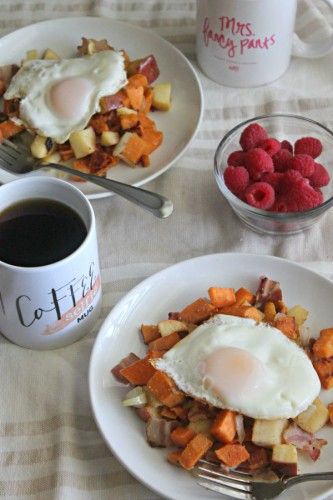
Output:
[4, 50, 127, 143]
[154, 314, 320, 419]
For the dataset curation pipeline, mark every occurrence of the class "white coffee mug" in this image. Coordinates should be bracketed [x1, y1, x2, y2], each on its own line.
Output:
[0, 177, 102, 349]
[196, 0, 333, 87]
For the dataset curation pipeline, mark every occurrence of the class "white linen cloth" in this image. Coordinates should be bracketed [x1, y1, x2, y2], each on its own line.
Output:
[0, 1, 332, 498]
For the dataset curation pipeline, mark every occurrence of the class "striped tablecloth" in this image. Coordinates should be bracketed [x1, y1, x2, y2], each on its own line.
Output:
[1, 1, 333, 498]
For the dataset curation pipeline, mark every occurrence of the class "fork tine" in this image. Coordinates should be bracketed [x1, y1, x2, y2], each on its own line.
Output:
[195, 469, 252, 492]
[199, 459, 254, 479]
[197, 478, 253, 499]
[196, 463, 252, 484]
[0, 147, 17, 164]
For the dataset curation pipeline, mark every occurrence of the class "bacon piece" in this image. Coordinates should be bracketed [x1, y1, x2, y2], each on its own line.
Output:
[255, 276, 282, 309]
[136, 406, 159, 422]
[283, 423, 327, 461]
[111, 352, 140, 383]
[146, 417, 178, 447]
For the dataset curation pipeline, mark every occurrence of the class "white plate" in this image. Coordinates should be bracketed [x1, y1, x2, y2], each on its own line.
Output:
[89, 253, 333, 500]
[0, 17, 203, 199]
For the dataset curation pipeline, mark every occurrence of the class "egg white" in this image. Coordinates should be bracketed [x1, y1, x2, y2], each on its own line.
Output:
[155, 314, 320, 419]
[4, 50, 127, 143]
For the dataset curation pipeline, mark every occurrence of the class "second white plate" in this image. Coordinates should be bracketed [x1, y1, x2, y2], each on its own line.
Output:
[89, 253, 333, 500]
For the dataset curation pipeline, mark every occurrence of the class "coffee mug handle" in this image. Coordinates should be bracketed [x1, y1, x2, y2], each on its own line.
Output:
[292, 0, 333, 58]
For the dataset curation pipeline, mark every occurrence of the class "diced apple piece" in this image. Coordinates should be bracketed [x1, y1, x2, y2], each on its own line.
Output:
[152, 83, 171, 111]
[43, 48, 60, 60]
[30, 135, 55, 159]
[295, 398, 329, 434]
[127, 54, 160, 84]
[25, 49, 38, 61]
[69, 127, 96, 159]
[288, 305, 309, 327]
[113, 131, 146, 166]
[271, 444, 298, 476]
[41, 151, 61, 164]
[252, 419, 288, 448]
[100, 130, 120, 147]
[158, 319, 189, 337]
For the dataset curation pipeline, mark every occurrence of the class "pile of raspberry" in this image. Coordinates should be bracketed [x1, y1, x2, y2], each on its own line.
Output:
[223, 122, 330, 212]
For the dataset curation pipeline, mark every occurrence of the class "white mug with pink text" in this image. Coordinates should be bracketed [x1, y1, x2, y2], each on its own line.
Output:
[0, 177, 102, 349]
[196, 0, 333, 87]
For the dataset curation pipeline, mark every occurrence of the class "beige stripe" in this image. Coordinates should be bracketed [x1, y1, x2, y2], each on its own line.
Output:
[0, 414, 97, 437]
[96, 0, 195, 12]
[0, 471, 136, 495]
[203, 98, 333, 121]
[0, 441, 111, 466]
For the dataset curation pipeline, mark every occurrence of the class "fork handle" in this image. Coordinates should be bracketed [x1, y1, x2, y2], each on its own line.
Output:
[285, 471, 333, 486]
[46, 162, 173, 219]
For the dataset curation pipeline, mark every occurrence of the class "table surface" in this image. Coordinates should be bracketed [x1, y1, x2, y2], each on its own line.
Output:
[0, 1, 333, 499]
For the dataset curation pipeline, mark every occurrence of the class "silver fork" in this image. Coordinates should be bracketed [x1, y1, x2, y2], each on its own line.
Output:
[194, 459, 333, 499]
[0, 139, 173, 218]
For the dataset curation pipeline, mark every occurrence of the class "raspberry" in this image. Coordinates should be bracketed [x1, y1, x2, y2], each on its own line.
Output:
[288, 154, 315, 178]
[309, 162, 330, 187]
[244, 148, 274, 180]
[284, 183, 323, 211]
[224, 165, 249, 195]
[245, 182, 275, 210]
[272, 148, 292, 172]
[279, 170, 305, 195]
[294, 137, 323, 159]
[258, 138, 281, 157]
[280, 140, 293, 153]
[227, 150, 245, 167]
[261, 172, 283, 191]
[271, 195, 289, 213]
[239, 123, 268, 151]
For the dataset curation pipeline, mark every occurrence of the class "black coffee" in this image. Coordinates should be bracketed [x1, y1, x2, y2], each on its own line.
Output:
[0, 198, 87, 267]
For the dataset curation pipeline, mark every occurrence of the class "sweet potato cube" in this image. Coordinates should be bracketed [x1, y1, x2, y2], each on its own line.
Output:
[125, 85, 144, 111]
[178, 298, 216, 324]
[113, 131, 146, 166]
[242, 306, 265, 322]
[312, 358, 333, 389]
[295, 398, 329, 434]
[148, 331, 180, 351]
[167, 450, 182, 466]
[235, 287, 255, 306]
[274, 315, 298, 340]
[171, 426, 196, 447]
[178, 433, 213, 470]
[210, 410, 236, 443]
[271, 444, 298, 476]
[140, 324, 160, 344]
[208, 287, 236, 307]
[252, 419, 288, 448]
[119, 355, 156, 385]
[0, 120, 23, 139]
[313, 328, 333, 358]
[215, 444, 250, 468]
[146, 371, 185, 407]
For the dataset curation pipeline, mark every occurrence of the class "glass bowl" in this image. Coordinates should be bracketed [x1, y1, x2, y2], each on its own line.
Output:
[214, 114, 333, 235]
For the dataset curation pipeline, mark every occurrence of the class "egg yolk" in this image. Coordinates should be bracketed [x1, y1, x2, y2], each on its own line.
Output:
[200, 347, 268, 403]
[48, 77, 94, 119]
